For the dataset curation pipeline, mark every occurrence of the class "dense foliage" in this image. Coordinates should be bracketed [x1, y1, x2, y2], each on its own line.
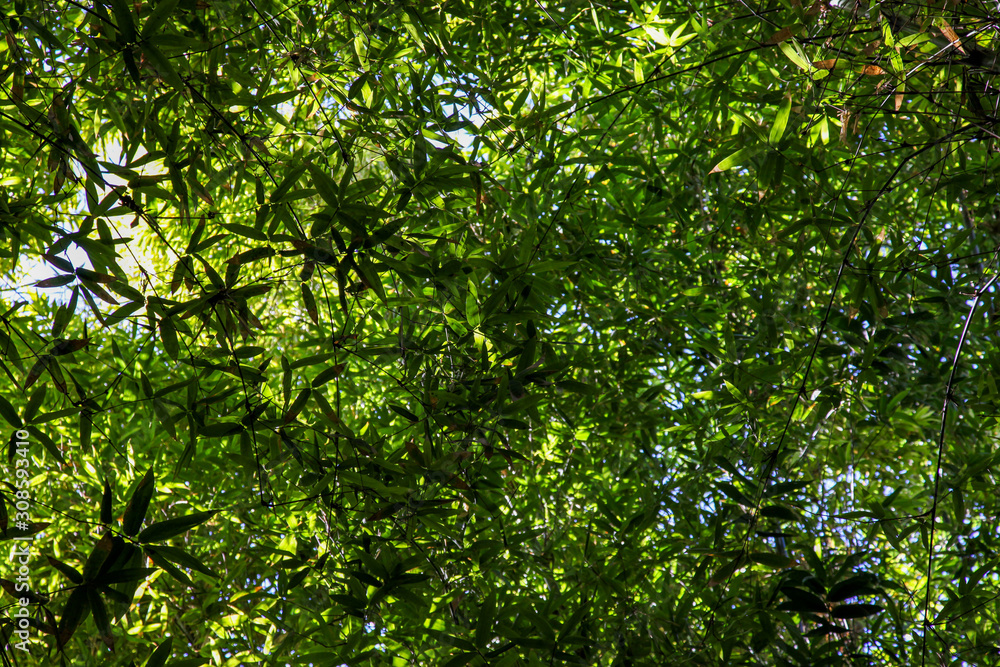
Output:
[3, 0, 1000, 664]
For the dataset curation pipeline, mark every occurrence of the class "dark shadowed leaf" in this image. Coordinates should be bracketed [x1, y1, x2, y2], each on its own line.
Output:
[830, 603, 883, 619]
[57, 587, 90, 649]
[121, 469, 155, 537]
[138, 511, 215, 544]
[145, 636, 174, 667]
[100, 479, 113, 525]
[778, 586, 828, 614]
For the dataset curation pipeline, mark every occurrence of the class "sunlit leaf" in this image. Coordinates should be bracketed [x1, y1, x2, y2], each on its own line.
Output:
[709, 145, 764, 174]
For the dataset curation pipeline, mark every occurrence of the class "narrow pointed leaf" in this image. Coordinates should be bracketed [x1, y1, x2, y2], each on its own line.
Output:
[122, 468, 155, 537]
[138, 511, 216, 544]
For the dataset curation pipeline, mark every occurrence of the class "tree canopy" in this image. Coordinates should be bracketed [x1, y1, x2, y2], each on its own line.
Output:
[3, 0, 1000, 664]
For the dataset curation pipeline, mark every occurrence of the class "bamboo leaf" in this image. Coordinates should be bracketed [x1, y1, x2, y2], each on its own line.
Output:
[122, 469, 155, 537]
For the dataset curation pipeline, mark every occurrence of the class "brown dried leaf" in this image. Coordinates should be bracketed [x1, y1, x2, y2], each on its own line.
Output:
[767, 27, 794, 44]
[938, 20, 966, 54]
[806, 0, 829, 15]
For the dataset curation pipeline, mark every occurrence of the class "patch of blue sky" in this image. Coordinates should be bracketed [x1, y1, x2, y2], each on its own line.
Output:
[3, 133, 165, 309]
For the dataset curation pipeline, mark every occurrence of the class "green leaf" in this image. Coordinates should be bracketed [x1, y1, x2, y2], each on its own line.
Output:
[475, 591, 496, 648]
[34, 274, 75, 288]
[0, 394, 22, 428]
[466, 280, 481, 328]
[138, 511, 215, 544]
[26, 424, 65, 463]
[145, 547, 192, 586]
[355, 255, 387, 305]
[778, 39, 814, 71]
[830, 603, 883, 619]
[20, 16, 67, 51]
[141, 0, 181, 38]
[643, 25, 670, 46]
[708, 145, 763, 174]
[185, 219, 206, 255]
[778, 586, 827, 614]
[146, 544, 219, 579]
[122, 468, 155, 537]
[8, 2, 1000, 663]
[301, 283, 318, 324]
[79, 411, 92, 451]
[827, 574, 880, 602]
[139, 43, 184, 90]
[152, 398, 177, 439]
[760, 504, 799, 522]
[99, 567, 157, 585]
[769, 97, 792, 144]
[717, 482, 752, 506]
[101, 479, 113, 525]
[749, 552, 792, 569]
[123, 47, 142, 84]
[24, 385, 47, 423]
[555, 380, 598, 395]
[108, 0, 137, 43]
[285, 386, 311, 421]
[312, 363, 346, 388]
[57, 587, 90, 648]
[48, 556, 84, 584]
[199, 421, 243, 438]
[307, 162, 340, 208]
[145, 636, 174, 667]
[709, 556, 746, 585]
[87, 586, 114, 648]
[109, 543, 145, 619]
[82, 531, 116, 581]
[390, 404, 419, 422]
